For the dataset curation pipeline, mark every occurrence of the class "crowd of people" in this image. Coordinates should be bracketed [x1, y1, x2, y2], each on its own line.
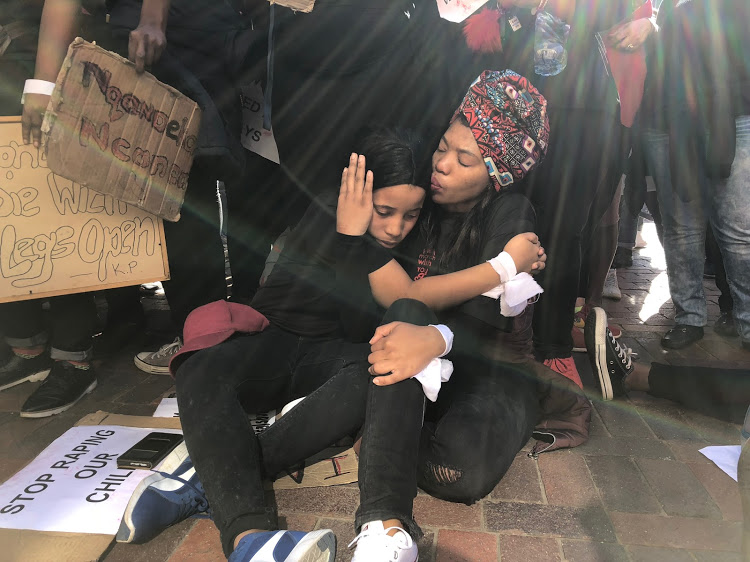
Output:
[0, 0, 748, 561]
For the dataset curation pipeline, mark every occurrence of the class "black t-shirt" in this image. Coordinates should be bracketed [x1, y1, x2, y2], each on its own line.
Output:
[401, 190, 536, 356]
[250, 193, 391, 340]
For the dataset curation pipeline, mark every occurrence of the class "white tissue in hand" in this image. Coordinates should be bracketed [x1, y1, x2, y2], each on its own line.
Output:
[504, 272, 543, 306]
[482, 272, 543, 316]
[414, 358, 453, 402]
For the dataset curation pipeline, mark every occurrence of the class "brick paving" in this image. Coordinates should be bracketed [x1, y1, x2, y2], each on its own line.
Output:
[1, 225, 749, 561]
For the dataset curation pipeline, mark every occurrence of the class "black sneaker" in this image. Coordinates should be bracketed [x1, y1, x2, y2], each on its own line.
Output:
[661, 324, 704, 349]
[584, 307, 634, 401]
[0, 352, 53, 392]
[714, 311, 739, 338]
[20, 361, 97, 418]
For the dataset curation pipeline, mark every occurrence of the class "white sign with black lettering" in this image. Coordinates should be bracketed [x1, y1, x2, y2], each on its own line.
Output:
[436, 0, 489, 22]
[0, 425, 181, 534]
[240, 82, 280, 164]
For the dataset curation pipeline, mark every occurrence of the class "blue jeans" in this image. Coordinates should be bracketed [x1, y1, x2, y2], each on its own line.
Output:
[644, 117, 750, 341]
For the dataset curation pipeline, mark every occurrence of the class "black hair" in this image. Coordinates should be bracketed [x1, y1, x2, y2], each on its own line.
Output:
[352, 127, 432, 191]
[421, 115, 496, 273]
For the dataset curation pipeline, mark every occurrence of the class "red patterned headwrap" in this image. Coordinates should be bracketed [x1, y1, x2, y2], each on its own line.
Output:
[452, 70, 550, 191]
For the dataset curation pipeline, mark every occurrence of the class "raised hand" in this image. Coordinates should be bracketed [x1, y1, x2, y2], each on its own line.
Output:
[336, 152, 374, 236]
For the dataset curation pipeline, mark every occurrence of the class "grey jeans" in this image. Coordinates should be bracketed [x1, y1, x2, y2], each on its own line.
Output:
[643, 116, 750, 342]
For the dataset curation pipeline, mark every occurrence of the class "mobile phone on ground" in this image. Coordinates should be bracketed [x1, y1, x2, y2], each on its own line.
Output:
[117, 432, 184, 470]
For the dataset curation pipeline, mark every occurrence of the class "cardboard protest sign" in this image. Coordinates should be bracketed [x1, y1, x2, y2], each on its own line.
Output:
[269, 0, 316, 12]
[0, 117, 169, 303]
[43, 39, 201, 222]
[437, 0, 490, 22]
[271, 447, 358, 490]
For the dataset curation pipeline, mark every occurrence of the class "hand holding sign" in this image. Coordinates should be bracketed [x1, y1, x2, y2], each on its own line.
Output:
[128, 0, 169, 73]
[21, 93, 50, 148]
[128, 23, 167, 74]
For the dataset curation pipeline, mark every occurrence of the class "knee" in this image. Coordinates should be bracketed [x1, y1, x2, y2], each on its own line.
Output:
[418, 457, 504, 504]
[382, 298, 437, 326]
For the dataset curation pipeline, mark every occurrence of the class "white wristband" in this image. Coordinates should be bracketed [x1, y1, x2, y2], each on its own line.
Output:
[487, 251, 517, 284]
[429, 324, 454, 357]
[21, 79, 55, 105]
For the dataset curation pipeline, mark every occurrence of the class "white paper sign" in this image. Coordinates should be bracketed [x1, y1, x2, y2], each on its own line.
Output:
[240, 82, 280, 165]
[0, 425, 181, 534]
[699, 445, 741, 482]
[436, 0, 489, 23]
[152, 394, 275, 434]
[153, 396, 180, 418]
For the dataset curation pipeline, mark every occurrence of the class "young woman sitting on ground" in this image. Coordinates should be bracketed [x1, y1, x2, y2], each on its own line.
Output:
[336, 70, 558, 562]
[169, 126, 546, 562]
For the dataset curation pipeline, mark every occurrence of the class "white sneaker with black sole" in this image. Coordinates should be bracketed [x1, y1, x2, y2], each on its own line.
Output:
[584, 307, 634, 401]
[134, 338, 183, 375]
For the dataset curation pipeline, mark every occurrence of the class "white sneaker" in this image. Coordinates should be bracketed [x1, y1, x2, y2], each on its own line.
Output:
[349, 521, 418, 562]
[134, 337, 183, 375]
[602, 269, 622, 301]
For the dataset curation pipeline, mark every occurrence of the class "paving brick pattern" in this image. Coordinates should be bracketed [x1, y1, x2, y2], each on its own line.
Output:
[1, 235, 749, 561]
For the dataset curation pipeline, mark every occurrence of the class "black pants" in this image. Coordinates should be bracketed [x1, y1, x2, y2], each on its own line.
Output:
[175, 326, 371, 556]
[526, 109, 628, 359]
[706, 227, 734, 313]
[356, 300, 539, 538]
[649, 362, 750, 425]
[0, 294, 97, 360]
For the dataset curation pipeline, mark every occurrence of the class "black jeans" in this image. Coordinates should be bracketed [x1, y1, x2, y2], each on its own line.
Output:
[649, 362, 750, 425]
[526, 109, 628, 359]
[0, 294, 97, 360]
[356, 300, 540, 538]
[175, 325, 371, 556]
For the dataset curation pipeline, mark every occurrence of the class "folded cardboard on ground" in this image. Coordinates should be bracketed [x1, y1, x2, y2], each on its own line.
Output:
[43, 39, 201, 221]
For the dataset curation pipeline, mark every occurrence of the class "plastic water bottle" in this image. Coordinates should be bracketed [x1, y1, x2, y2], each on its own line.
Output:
[534, 11, 570, 77]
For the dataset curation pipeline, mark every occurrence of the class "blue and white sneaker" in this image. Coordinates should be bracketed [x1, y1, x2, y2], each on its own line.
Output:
[229, 529, 336, 562]
[116, 441, 208, 543]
